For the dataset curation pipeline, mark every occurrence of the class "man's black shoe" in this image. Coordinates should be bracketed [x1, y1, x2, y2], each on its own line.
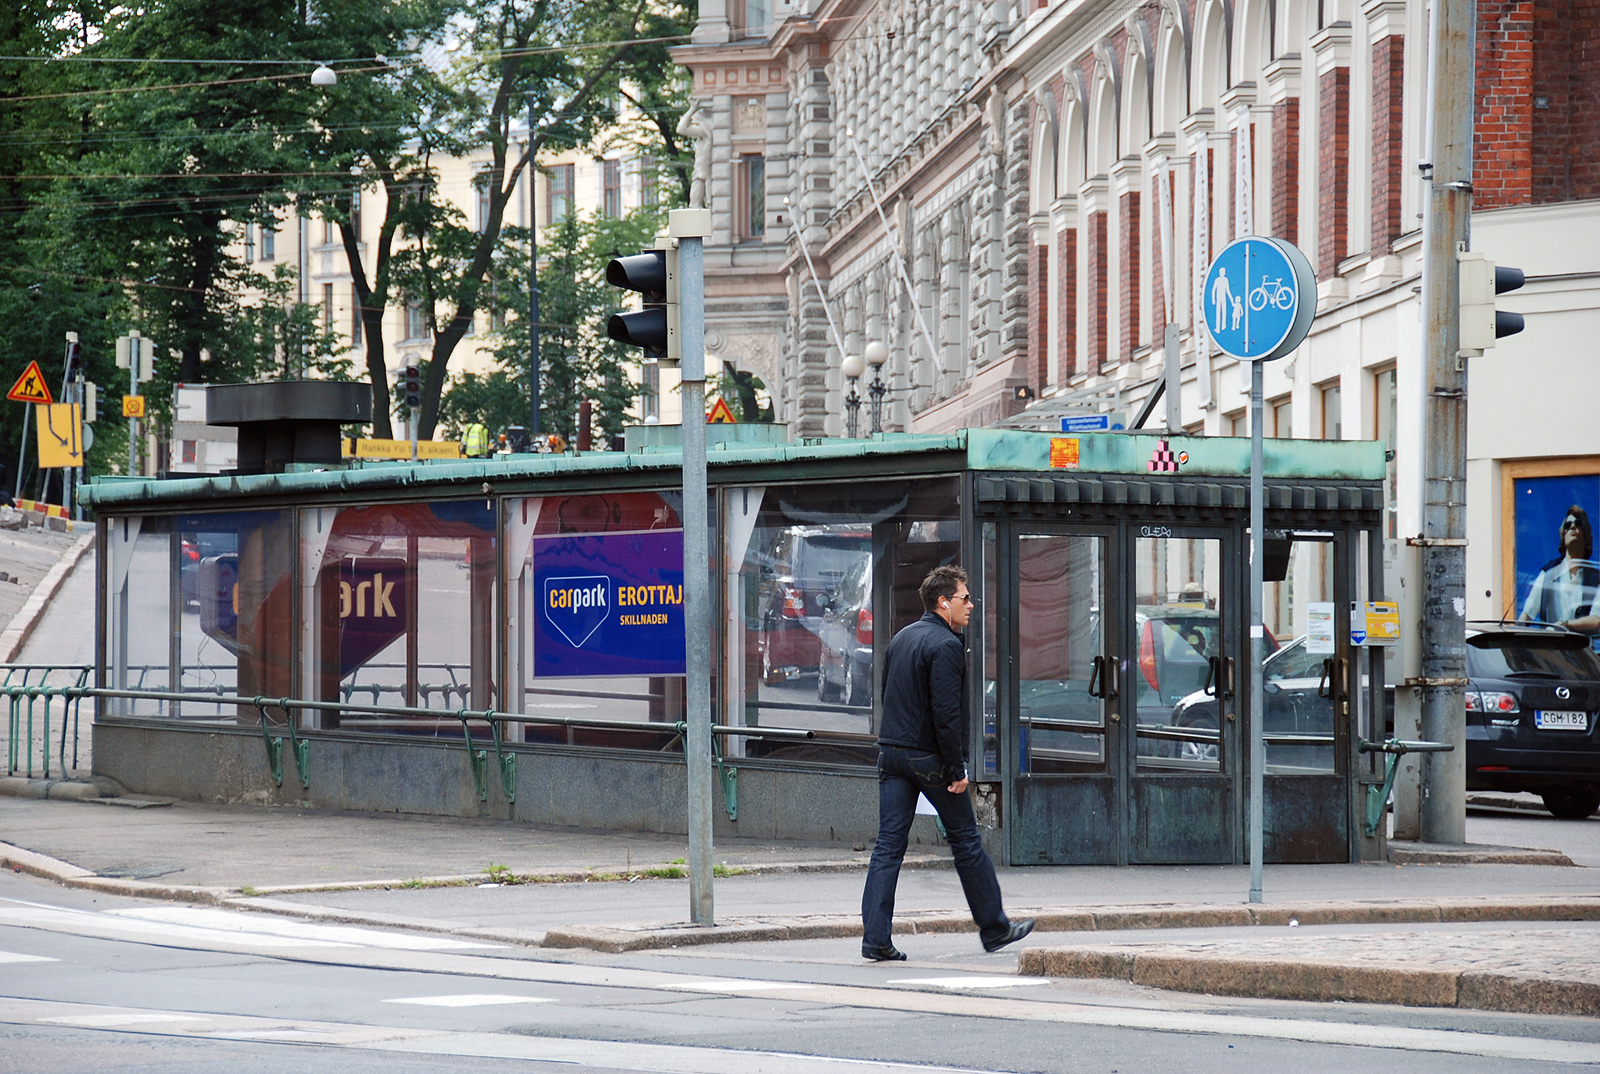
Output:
[982, 919, 1035, 953]
[862, 943, 907, 962]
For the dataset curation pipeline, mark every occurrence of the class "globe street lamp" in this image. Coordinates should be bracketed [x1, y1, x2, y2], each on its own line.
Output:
[863, 340, 889, 434]
[841, 353, 865, 438]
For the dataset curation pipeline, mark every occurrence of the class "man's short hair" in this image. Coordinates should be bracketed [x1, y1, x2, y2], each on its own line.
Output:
[920, 565, 969, 612]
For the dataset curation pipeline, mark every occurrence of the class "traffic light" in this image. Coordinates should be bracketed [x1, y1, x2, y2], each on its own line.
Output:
[64, 337, 82, 381]
[1458, 251, 1525, 350]
[402, 364, 421, 410]
[605, 246, 677, 364]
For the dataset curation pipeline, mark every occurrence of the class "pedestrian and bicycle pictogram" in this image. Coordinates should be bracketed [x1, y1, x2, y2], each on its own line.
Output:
[1203, 236, 1317, 362]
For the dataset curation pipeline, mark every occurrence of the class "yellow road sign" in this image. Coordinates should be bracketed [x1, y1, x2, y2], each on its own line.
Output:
[35, 403, 83, 468]
[343, 438, 463, 460]
[122, 395, 146, 418]
[7, 361, 53, 405]
[706, 397, 737, 424]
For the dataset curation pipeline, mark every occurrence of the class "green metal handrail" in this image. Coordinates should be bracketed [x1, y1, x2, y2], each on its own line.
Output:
[2, 664, 92, 779]
[2, 683, 815, 812]
[1358, 737, 1456, 837]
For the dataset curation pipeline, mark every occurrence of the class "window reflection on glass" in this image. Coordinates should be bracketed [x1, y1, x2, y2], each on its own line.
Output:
[301, 502, 496, 734]
[981, 522, 998, 777]
[734, 479, 959, 765]
[1016, 535, 1105, 774]
[1263, 539, 1337, 774]
[106, 511, 294, 723]
[505, 492, 685, 751]
[1135, 535, 1223, 772]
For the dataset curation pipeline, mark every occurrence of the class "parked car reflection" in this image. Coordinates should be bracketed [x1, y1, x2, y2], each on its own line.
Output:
[755, 525, 870, 684]
[816, 552, 873, 706]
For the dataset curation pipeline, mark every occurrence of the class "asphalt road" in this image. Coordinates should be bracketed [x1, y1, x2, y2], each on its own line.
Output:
[3, 870, 1600, 1074]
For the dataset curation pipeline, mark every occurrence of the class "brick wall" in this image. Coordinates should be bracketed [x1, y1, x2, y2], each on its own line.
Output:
[1030, 244, 1049, 388]
[1059, 228, 1078, 378]
[1474, 0, 1534, 207]
[1371, 35, 1405, 251]
[1317, 67, 1350, 274]
[1119, 192, 1141, 360]
[1086, 211, 1108, 374]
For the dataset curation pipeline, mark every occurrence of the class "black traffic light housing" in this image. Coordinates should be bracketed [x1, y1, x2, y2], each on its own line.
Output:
[402, 364, 421, 410]
[1459, 252, 1525, 350]
[64, 340, 82, 381]
[605, 248, 677, 363]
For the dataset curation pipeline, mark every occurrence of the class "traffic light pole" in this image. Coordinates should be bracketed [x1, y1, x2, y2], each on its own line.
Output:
[1415, 0, 1474, 844]
[527, 93, 541, 440]
[671, 208, 715, 927]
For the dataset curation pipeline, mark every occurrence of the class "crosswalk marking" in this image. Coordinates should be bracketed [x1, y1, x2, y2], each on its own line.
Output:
[0, 950, 55, 964]
[385, 994, 555, 1007]
[888, 977, 1052, 989]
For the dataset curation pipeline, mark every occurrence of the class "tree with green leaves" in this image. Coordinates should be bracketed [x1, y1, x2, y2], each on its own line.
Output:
[308, 0, 696, 440]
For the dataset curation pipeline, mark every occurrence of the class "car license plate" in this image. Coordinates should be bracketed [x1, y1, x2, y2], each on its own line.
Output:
[1536, 710, 1588, 731]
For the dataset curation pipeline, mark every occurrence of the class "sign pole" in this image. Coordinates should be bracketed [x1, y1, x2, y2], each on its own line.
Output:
[1248, 358, 1265, 904]
[128, 337, 139, 478]
[14, 404, 29, 501]
[672, 207, 714, 928]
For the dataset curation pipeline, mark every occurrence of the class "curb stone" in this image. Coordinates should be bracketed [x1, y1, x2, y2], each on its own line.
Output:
[1018, 944, 1600, 1017]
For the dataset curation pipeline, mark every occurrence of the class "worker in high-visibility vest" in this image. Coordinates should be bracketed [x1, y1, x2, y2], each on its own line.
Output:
[461, 421, 491, 458]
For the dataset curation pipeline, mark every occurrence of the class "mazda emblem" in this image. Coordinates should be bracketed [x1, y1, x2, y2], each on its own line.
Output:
[1557, 686, 1572, 700]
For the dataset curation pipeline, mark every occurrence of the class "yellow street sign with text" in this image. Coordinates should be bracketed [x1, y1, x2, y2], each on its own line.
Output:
[343, 438, 463, 460]
[122, 395, 146, 418]
[35, 403, 83, 468]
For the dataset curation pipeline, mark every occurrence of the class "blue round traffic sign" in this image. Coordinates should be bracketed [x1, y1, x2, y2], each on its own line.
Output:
[1202, 237, 1317, 361]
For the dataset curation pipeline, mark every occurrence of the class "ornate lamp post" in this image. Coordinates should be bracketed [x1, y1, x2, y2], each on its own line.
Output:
[863, 341, 889, 434]
[841, 352, 864, 438]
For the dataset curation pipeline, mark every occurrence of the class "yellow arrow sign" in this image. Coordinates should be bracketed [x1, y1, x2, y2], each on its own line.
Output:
[35, 403, 82, 468]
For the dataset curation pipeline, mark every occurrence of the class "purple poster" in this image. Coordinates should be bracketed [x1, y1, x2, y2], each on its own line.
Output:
[533, 531, 686, 677]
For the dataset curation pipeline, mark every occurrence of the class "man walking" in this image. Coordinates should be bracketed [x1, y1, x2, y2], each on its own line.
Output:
[861, 565, 1034, 961]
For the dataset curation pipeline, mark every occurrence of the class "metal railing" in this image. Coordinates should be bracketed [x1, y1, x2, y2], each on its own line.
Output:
[1358, 737, 1455, 837]
[2, 681, 823, 819]
[2, 664, 92, 778]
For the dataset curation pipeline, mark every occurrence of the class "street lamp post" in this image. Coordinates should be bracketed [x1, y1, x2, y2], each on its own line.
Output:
[841, 353, 864, 438]
[863, 341, 888, 434]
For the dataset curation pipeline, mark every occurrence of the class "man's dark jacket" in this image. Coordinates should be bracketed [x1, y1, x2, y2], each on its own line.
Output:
[878, 612, 969, 781]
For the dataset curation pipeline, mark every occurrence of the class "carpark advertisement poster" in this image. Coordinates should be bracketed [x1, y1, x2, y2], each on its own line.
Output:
[532, 530, 687, 677]
[1511, 473, 1600, 649]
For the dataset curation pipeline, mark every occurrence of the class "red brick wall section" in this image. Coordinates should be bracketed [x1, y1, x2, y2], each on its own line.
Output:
[1317, 67, 1350, 274]
[1371, 35, 1405, 251]
[1030, 244, 1049, 388]
[1271, 100, 1299, 243]
[1059, 228, 1078, 378]
[1150, 173, 1167, 344]
[1525, 0, 1600, 203]
[1087, 211, 1108, 374]
[1474, 0, 1533, 207]
[1120, 192, 1141, 360]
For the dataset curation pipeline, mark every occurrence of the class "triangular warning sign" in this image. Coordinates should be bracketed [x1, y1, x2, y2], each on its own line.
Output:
[7, 361, 53, 405]
[706, 397, 737, 424]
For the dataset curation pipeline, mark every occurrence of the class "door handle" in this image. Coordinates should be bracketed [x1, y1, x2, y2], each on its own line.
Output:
[1203, 656, 1219, 697]
[1107, 657, 1121, 700]
[1223, 657, 1236, 701]
[1318, 658, 1333, 699]
[1088, 655, 1106, 699]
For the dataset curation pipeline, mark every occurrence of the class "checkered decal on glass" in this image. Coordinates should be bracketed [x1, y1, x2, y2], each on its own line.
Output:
[1148, 440, 1180, 473]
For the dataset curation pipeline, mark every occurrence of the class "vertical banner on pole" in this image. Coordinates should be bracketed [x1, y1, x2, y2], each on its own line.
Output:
[1191, 132, 1213, 408]
[1235, 108, 1254, 238]
[1157, 160, 1176, 326]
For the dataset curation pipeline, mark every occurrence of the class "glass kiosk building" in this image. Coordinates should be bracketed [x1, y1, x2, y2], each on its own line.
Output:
[83, 428, 1388, 865]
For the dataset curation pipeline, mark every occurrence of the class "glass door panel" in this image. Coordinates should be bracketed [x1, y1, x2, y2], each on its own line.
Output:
[1017, 534, 1106, 773]
[1263, 538, 1338, 774]
[1133, 534, 1224, 772]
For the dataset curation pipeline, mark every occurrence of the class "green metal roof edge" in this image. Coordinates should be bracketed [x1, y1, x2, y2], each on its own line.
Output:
[79, 431, 971, 510]
[80, 428, 1383, 512]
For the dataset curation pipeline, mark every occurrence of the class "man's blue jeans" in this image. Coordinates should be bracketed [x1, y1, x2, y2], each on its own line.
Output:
[861, 745, 1009, 948]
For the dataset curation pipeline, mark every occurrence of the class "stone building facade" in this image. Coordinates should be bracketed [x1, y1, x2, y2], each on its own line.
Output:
[675, 0, 1600, 648]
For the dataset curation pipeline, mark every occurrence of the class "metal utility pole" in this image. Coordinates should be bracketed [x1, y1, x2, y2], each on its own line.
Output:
[1416, 0, 1474, 844]
[527, 94, 541, 439]
[1248, 360, 1265, 902]
[671, 206, 714, 926]
[127, 334, 141, 478]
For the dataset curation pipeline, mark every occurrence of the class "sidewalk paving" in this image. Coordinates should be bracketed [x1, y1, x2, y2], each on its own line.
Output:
[3, 789, 1600, 1016]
